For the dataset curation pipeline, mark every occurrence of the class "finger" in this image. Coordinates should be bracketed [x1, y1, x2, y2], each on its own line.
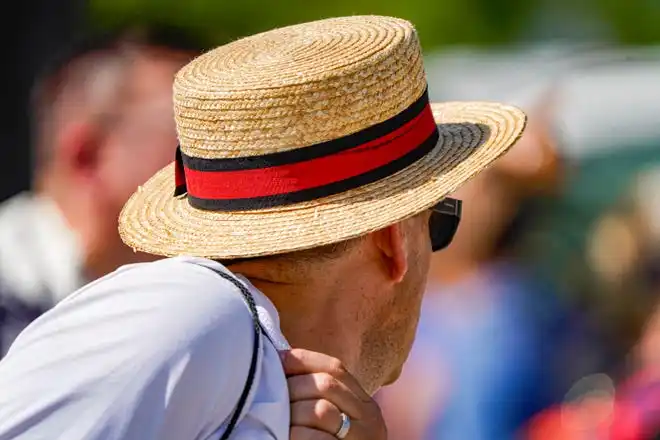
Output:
[280, 349, 341, 376]
[290, 399, 342, 433]
[288, 373, 363, 419]
[290, 425, 336, 440]
[280, 349, 370, 401]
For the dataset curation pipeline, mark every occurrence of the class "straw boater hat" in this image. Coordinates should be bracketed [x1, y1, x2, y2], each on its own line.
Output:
[118, 15, 526, 260]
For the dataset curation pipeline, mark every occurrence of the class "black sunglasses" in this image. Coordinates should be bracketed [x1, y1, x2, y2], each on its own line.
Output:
[429, 198, 462, 252]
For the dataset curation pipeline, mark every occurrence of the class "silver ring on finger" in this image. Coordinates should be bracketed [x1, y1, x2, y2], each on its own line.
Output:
[335, 412, 351, 439]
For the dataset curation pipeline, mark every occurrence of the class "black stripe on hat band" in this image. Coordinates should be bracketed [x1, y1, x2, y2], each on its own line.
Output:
[180, 88, 431, 172]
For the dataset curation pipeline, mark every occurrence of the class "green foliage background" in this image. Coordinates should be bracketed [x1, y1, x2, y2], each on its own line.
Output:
[89, 0, 660, 50]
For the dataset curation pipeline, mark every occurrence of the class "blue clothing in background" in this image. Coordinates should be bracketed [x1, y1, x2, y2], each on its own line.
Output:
[410, 262, 575, 440]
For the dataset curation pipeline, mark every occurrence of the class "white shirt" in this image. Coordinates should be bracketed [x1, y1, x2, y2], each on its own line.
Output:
[0, 193, 86, 356]
[0, 192, 85, 306]
[0, 256, 291, 440]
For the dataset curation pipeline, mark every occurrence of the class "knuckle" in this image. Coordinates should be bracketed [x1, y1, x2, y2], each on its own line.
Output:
[328, 358, 345, 375]
[314, 399, 337, 420]
[316, 373, 337, 393]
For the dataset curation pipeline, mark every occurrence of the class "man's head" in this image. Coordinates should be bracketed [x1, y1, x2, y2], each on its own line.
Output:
[230, 200, 460, 393]
[31, 26, 203, 279]
[231, 212, 433, 394]
[117, 16, 527, 393]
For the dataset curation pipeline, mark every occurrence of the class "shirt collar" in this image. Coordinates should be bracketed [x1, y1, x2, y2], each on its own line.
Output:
[177, 256, 292, 351]
[233, 273, 291, 351]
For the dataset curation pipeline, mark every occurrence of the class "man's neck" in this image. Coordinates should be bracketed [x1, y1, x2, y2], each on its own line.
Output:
[254, 279, 346, 344]
[233, 263, 364, 376]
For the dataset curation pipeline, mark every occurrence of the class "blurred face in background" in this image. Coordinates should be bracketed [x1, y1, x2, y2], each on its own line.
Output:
[97, 49, 188, 217]
[428, 101, 563, 282]
[91, 48, 192, 271]
[35, 45, 196, 279]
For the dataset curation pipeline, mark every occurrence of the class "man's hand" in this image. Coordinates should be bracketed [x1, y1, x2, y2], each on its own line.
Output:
[280, 349, 387, 440]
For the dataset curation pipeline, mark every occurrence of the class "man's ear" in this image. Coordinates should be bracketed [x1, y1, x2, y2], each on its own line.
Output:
[57, 121, 103, 182]
[371, 222, 409, 283]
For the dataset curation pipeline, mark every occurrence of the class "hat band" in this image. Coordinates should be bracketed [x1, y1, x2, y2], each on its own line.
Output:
[174, 89, 438, 211]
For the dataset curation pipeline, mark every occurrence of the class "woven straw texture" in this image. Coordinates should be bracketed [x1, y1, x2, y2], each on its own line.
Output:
[119, 16, 527, 259]
[173, 15, 426, 158]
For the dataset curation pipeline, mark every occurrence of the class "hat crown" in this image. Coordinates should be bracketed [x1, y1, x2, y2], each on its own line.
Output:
[173, 15, 427, 159]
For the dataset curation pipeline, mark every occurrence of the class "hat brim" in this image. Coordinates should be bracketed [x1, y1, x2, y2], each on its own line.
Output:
[118, 101, 526, 259]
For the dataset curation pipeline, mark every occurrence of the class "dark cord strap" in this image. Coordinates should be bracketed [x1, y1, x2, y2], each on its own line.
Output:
[199, 267, 263, 440]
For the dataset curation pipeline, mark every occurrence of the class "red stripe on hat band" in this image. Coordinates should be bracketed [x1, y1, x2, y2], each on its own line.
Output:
[182, 103, 437, 200]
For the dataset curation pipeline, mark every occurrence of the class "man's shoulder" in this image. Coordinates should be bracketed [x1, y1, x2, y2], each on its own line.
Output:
[0, 257, 262, 439]
[10, 256, 256, 364]
[94, 255, 236, 294]
[72, 256, 251, 330]
[72, 255, 239, 302]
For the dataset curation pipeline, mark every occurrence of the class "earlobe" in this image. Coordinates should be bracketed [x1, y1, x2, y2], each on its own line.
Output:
[372, 223, 409, 283]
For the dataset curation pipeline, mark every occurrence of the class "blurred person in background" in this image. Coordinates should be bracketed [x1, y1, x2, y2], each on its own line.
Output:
[377, 96, 577, 440]
[0, 26, 202, 356]
[596, 169, 660, 439]
[525, 165, 660, 440]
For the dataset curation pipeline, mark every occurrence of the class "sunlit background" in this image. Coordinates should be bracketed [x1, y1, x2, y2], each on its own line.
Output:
[4, 0, 660, 438]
